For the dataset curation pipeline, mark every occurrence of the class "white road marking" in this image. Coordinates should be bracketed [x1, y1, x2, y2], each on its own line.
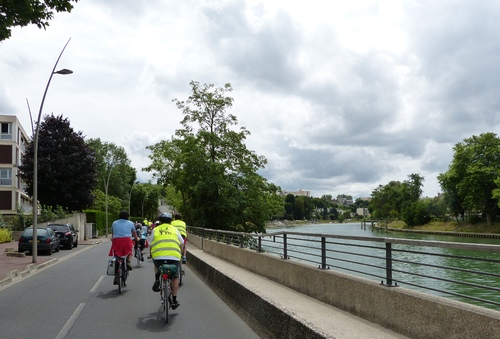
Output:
[55, 303, 86, 339]
[90, 275, 105, 292]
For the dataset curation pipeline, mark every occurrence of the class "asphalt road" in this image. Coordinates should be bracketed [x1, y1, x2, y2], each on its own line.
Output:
[0, 241, 259, 339]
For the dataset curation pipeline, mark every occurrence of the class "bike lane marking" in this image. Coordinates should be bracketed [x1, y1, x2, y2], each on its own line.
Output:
[55, 303, 86, 339]
[90, 275, 105, 292]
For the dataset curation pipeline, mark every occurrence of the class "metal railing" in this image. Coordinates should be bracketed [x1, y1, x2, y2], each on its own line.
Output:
[188, 226, 500, 310]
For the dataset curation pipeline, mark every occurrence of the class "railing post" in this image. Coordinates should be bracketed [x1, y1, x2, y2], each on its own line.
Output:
[321, 236, 327, 269]
[258, 236, 262, 252]
[201, 228, 205, 250]
[239, 235, 244, 248]
[283, 233, 288, 259]
[385, 242, 394, 286]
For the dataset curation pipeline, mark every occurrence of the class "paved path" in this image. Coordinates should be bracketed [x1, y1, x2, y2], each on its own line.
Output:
[0, 237, 105, 288]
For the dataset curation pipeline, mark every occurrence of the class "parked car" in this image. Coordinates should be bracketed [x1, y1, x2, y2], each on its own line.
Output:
[47, 224, 79, 250]
[18, 227, 60, 255]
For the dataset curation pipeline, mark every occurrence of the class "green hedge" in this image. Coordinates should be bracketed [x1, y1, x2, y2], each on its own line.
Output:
[85, 210, 143, 235]
[0, 227, 12, 243]
[84, 210, 114, 236]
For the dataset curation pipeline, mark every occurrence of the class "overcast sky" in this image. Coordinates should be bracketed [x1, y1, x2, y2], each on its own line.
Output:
[1, 0, 500, 199]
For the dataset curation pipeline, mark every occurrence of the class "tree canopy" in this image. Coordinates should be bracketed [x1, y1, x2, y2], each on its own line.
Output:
[369, 173, 428, 225]
[19, 114, 97, 211]
[0, 0, 79, 41]
[86, 138, 135, 204]
[439, 132, 500, 224]
[144, 81, 283, 232]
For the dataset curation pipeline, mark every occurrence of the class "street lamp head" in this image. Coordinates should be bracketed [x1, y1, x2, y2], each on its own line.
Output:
[54, 69, 73, 75]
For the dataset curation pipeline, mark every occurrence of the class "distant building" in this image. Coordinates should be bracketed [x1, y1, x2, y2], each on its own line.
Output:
[357, 207, 370, 217]
[337, 194, 353, 206]
[0, 115, 31, 215]
[281, 189, 311, 197]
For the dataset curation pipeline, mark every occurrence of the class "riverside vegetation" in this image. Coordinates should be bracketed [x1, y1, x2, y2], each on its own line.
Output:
[386, 220, 500, 234]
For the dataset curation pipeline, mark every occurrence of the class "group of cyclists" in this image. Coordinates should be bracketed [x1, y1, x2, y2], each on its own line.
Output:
[108, 210, 187, 310]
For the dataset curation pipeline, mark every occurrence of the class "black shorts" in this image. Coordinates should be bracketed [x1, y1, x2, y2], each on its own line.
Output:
[153, 259, 180, 278]
[134, 239, 145, 250]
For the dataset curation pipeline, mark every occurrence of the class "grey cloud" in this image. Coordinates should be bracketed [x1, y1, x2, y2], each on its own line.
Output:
[201, 2, 303, 90]
[406, 0, 500, 139]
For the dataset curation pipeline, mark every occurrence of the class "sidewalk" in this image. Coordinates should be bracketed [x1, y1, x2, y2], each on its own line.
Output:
[0, 237, 105, 288]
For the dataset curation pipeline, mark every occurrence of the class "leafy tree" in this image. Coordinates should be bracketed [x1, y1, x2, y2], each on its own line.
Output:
[1, 0, 79, 41]
[264, 184, 285, 220]
[439, 133, 500, 224]
[369, 181, 404, 218]
[145, 81, 273, 232]
[284, 194, 295, 220]
[437, 171, 465, 221]
[329, 207, 338, 220]
[0, 0, 79, 41]
[87, 138, 134, 200]
[90, 189, 122, 217]
[294, 196, 305, 220]
[370, 173, 425, 222]
[86, 138, 135, 230]
[19, 114, 97, 211]
[401, 200, 430, 226]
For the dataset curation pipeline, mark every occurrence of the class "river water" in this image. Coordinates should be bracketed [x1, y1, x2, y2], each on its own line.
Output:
[265, 222, 500, 311]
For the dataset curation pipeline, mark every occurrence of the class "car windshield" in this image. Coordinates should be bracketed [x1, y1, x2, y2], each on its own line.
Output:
[47, 225, 68, 232]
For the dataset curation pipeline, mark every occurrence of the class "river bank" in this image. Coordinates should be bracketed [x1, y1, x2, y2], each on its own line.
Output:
[267, 219, 500, 239]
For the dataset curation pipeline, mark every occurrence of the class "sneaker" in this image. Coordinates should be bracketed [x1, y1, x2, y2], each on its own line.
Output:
[152, 280, 160, 292]
[171, 300, 180, 310]
[113, 276, 119, 285]
[127, 262, 133, 271]
[182, 256, 187, 264]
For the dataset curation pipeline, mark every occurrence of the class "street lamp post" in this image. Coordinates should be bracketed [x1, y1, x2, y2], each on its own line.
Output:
[32, 38, 72, 263]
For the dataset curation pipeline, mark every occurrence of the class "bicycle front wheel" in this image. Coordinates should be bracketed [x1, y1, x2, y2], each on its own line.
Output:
[178, 261, 183, 286]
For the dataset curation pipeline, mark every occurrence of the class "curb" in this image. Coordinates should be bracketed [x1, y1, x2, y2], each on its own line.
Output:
[0, 258, 59, 287]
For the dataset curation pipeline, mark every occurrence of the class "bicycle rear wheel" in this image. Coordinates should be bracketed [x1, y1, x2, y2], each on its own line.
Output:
[135, 248, 141, 267]
[163, 277, 169, 323]
[122, 261, 128, 287]
[118, 260, 123, 294]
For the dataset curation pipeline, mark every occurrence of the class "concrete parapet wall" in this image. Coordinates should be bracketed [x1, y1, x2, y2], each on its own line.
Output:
[190, 234, 500, 339]
[188, 252, 325, 338]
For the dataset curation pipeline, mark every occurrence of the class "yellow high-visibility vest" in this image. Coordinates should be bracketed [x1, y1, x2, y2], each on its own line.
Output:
[171, 220, 187, 237]
[150, 224, 181, 259]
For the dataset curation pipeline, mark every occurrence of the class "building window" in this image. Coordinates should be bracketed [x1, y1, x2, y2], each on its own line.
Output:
[0, 191, 12, 210]
[1, 122, 12, 140]
[0, 145, 12, 164]
[0, 168, 12, 185]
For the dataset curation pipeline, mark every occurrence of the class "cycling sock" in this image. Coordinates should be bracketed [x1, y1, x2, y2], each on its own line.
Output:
[155, 273, 160, 280]
[173, 296, 177, 302]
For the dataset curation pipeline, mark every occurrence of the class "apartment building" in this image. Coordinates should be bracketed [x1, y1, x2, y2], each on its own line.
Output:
[0, 115, 31, 215]
[281, 189, 311, 197]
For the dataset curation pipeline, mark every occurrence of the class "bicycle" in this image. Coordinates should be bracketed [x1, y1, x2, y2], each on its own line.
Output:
[158, 262, 178, 323]
[178, 260, 185, 286]
[115, 255, 128, 294]
[134, 241, 144, 267]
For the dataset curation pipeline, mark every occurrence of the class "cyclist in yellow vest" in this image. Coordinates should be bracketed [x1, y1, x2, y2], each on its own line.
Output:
[171, 213, 187, 263]
[150, 212, 183, 309]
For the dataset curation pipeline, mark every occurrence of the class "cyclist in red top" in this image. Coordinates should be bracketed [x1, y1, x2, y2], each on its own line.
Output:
[109, 211, 139, 284]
